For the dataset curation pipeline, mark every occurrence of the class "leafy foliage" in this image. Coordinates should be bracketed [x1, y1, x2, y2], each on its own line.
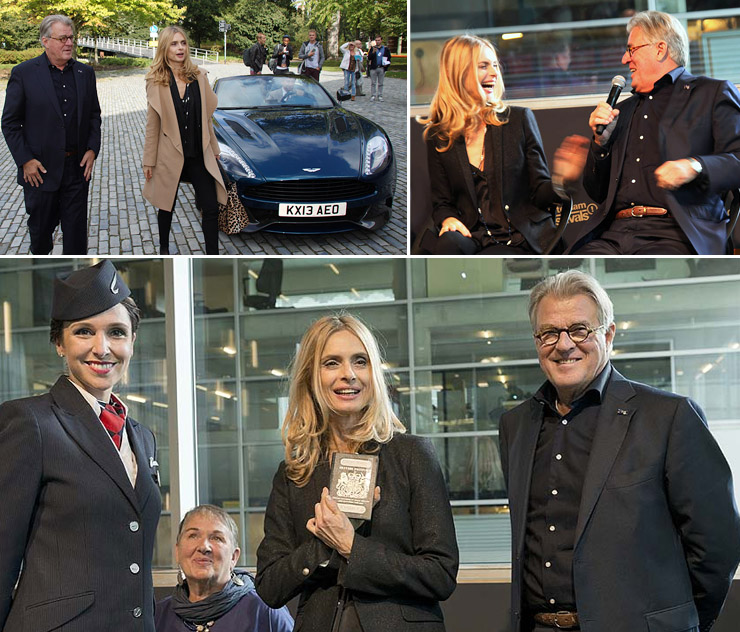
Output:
[304, 0, 406, 41]
[223, 0, 295, 51]
[0, 0, 183, 35]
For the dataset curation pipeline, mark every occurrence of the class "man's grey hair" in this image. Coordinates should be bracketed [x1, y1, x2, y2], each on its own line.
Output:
[39, 15, 74, 42]
[627, 10, 688, 67]
[528, 270, 615, 330]
[176, 504, 240, 550]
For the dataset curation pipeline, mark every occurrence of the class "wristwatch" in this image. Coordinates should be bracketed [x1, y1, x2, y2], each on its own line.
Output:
[687, 157, 703, 174]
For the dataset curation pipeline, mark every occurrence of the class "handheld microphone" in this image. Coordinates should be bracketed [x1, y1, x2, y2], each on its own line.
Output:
[595, 75, 626, 135]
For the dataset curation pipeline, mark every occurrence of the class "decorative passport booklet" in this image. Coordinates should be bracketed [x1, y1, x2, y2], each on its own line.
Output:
[329, 453, 379, 521]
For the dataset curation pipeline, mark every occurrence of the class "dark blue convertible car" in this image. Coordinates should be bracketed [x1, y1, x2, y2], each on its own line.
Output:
[212, 74, 396, 233]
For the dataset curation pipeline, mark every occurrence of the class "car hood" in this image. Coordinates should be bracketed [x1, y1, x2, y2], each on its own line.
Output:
[215, 108, 366, 179]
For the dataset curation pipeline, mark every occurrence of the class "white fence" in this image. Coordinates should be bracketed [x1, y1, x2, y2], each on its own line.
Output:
[77, 37, 219, 64]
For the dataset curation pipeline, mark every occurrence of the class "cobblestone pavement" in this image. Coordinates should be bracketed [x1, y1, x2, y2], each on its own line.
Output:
[0, 65, 407, 255]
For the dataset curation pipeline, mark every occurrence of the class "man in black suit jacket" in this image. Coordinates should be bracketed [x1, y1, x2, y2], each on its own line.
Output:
[1, 14, 101, 254]
[499, 270, 740, 632]
[572, 11, 740, 255]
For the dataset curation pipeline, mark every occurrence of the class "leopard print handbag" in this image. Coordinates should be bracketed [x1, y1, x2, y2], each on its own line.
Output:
[218, 182, 249, 235]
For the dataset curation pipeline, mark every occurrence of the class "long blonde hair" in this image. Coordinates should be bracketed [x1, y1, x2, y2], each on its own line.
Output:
[282, 313, 405, 486]
[145, 25, 200, 86]
[419, 34, 508, 152]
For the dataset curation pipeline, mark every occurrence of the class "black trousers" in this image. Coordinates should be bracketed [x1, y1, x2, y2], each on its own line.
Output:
[162, 156, 220, 254]
[573, 216, 694, 254]
[24, 154, 89, 254]
[435, 230, 534, 255]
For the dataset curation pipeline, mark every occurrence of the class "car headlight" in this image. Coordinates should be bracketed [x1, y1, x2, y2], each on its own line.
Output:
[364, 135, 390, 175]
[219, 144, 257, 179]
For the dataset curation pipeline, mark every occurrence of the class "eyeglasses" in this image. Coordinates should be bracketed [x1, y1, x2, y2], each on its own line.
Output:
[624, 42, 654, 57]
[534, 324, 606, 346]
[47, 35, 75, 43]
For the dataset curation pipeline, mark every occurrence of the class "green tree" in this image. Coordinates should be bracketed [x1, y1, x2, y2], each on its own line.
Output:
[224, 0, 294, 52]
[0, 0, 183, 35]
[304, 0, 405, 55]
[179, 0, 224, 48]
[0, 13, 39, 50]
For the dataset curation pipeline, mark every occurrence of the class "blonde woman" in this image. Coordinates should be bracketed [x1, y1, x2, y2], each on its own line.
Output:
[142, 26, 226, 254]
[256, 314, 459, 632]
[421, 34, 587, 255]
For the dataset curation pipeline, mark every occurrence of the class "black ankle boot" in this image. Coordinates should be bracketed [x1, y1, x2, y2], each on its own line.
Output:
[203, 215, 219, 255]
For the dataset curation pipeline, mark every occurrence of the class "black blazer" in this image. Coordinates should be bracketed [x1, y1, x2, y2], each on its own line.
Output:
[499, 366, 740, 632]
[0, 377, 162, 632]
[1, 53, 101, 192]
[425, 106, 563, 253]
[255, 433, 459, 632]
[576, 69, 740, 255]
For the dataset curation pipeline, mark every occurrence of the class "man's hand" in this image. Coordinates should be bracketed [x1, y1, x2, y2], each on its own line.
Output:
[80, 149, 96, 182]
[439, 216, 472, 238]
[553, 135, 590, 188]
[144, 166, 153, 181]
[306, 487, 355, 558]
[22, 159, 46, 187]
[654, 159, 699, 190]
[588, 102, 620, 145]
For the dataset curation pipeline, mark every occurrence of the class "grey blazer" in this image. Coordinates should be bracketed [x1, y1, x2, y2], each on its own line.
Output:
[499, 366, 740, 632]
[255, 433, 459, 632]
[0, 377, 162, 632]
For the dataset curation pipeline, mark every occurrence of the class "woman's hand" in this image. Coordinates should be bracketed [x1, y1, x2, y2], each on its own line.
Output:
[144, 166, 153, 181]
[306, 487, 356, 558]
[438, 216, 471, 238]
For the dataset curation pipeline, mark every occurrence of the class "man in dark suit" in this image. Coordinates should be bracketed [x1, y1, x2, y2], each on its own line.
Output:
[1, 14, 101, 254]
[571, 10, 740, 255]
[499, 270, 740, 632]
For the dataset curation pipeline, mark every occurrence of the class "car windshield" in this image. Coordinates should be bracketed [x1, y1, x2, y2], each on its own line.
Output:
[215, 75, 334, 109]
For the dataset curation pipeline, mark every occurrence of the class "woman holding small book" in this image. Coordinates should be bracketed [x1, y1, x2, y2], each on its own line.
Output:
[255, 314, 459, 631]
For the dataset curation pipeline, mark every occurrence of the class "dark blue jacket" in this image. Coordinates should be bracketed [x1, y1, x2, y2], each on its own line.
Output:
[1, 53, 101, 191]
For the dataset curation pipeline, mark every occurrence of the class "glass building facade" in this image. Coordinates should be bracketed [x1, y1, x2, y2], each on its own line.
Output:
[1, 257, 739, 570]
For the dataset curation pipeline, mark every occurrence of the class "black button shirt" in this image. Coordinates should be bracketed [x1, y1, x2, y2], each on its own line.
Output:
[470, 164, 525, 248]
[613, 67, 684, 212]
[169, 72, 202, 159]
[522, 364, 612, 613]
[47, 53, 78, 152]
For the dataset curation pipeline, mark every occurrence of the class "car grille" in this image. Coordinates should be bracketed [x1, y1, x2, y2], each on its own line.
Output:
[245, 179, 375, 201]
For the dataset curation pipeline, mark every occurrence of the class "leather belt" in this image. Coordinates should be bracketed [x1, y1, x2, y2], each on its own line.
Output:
[64, 150, 77, 157]
[615, 206, 668, 219]
[533, 611, 580, 629]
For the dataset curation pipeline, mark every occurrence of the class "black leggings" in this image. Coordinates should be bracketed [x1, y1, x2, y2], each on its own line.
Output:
[159, 157, 220, 254]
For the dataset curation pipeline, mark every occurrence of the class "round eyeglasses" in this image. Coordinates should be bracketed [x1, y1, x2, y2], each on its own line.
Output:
[534, 324, 606, 346]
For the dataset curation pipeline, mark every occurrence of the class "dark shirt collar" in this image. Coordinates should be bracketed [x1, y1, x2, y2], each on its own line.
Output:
[44, 51, 75, 71]
[631, 65, 684, 95]
[535, 363, 612, 412]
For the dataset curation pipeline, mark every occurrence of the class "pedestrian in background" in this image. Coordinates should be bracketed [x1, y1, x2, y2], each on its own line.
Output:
[243, 33, 268, 75]
[298, 30, 324, 81]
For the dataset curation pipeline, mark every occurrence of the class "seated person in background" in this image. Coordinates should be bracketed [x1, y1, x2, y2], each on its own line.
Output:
[265, 76, 306, 104]
[155, 504, 293, 632]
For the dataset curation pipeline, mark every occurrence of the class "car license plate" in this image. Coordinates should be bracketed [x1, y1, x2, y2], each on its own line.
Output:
[278, 202, 347, 217]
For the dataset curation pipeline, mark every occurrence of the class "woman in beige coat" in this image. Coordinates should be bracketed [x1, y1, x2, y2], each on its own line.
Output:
[143, 26, 226, 254]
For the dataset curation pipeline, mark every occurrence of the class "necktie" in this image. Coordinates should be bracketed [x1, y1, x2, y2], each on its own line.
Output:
[100, 402, 125, 450]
